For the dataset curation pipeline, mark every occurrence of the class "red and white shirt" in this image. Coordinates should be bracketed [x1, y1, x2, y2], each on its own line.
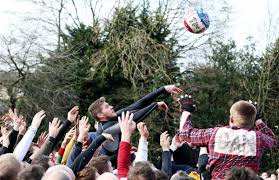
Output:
[178, 111, 277, 179]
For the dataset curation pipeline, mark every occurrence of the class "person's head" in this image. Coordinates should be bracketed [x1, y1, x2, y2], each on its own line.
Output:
[42, 165, 75, 180]
[229, 100, 257, 128]
[31, 155, 50, 171]
[170, 171, 194, 180]
[96, 172, 117, 180]
[173, 143, 197, 167]
[225, 167, 261, 180]
[89, 155, 113, 174]
[77, 166, 99, 180]
[128, 161, 156, 180]
[0, 153, 21, 180]
[88, 97, 116, 121]
[154, 170, 168, 180]
[17, 164, 45, 180]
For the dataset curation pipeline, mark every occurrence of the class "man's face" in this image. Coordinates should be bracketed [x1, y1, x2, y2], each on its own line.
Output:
[99, 102, 117, 120]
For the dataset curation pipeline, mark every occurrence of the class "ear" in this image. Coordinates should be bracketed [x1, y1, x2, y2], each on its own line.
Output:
[97, 113, 104, 119]
[229, 115, 234, 124]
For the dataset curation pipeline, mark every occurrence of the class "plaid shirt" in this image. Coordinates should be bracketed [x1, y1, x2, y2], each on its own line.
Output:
[178, 111, 277, 180]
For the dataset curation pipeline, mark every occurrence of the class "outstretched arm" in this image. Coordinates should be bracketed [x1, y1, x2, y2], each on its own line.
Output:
[103, 102, 158, 134]
[255, 119, 277, 151]
[178, 95, 214, 147]
[116, 85, 182, 114]
[51, 106, 79, 150]
[160, 131, 172, 178]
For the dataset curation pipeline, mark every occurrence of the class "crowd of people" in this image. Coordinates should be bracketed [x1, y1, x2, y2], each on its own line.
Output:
[0, 84, 277, 180]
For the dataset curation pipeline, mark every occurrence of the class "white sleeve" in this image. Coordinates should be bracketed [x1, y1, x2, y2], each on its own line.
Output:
[134, 138, 148, 164]
[13, 126, 37, 161]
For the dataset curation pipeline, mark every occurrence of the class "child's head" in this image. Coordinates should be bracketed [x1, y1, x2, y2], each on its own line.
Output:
[229, 100, 256, 128]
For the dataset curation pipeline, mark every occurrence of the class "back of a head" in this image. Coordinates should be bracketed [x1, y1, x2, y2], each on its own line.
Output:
[0, 153, 21, 180]
[42, 165, 75, 180]
[97, 172, 117, 180]
[88, 97, 106, 120]
[128, 162, 155, 180]
[230, 100, 256, 128]
[225, 167, 261, 180]
[170, 171, 195, 180]
[31, 155, 50, 171]
[154, 170, 168, 180]
[17, 165, 44, 180]
[89, 155, 111, 174]
[173, 143, 198, 167]
[77, 166, 97, 180]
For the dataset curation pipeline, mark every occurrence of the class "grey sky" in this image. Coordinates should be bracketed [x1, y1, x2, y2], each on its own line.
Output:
[0, 0, 278, 53]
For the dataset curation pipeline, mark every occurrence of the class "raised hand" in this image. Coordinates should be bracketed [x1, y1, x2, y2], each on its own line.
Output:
[160, 131, 171, 151]
[170, 135, 183, 151]
[157, 101, 169, 112]
[19, 121, 27, 135]
[49, 117, 62, 138]
[1, 126, 12, 147]
[74, 115, 80, 140]
[36, 131, 48, 148]
[164, 85, 183, 95]
[248, 100, 262, 120]
[62, 127, 75, 148]
[1, 114, 12, 127]
[178, 94, 196, 113]
[77, 116, 91, 143]
[255, 119, 264, 126]
[137, 122, 149, 140]
[67, 106, 79, 123]
[8, 109, 23, 131]
[31, 110, 46, 129]
[118, 111, 136, 142]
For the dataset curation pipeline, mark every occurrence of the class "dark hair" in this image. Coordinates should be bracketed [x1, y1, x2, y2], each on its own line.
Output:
[77, 166, 97, 180]
[128, 161, 155, 180]
[173, 143, 198, 167]
[89, 155, 111, 174]
[154, 170, 168, 180]
[225, 167, 261, 180]
[31, 155, 50, 171]
[17, 165, 45, 180]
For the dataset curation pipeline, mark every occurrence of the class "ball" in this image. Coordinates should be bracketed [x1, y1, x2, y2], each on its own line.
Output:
[183, 6, 210, 34]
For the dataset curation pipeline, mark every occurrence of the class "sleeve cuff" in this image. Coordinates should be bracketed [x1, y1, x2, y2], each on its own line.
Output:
[170, 144, 178, 152]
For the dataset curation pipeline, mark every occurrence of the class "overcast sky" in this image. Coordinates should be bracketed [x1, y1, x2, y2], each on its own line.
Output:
[0, 0, 279, 54]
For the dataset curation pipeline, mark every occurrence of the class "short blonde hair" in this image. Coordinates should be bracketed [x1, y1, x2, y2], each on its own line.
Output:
[230, 100, 256, 128]
[0, 153, 21, 180]
[88, 97, 106, 121]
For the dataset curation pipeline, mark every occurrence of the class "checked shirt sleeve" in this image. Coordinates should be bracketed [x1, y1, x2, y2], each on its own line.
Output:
[178, 111, 214, 147]
[256, 122, 277, 151]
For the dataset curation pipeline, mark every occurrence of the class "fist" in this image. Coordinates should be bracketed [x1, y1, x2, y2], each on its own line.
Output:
[178, 94, 196, 113]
